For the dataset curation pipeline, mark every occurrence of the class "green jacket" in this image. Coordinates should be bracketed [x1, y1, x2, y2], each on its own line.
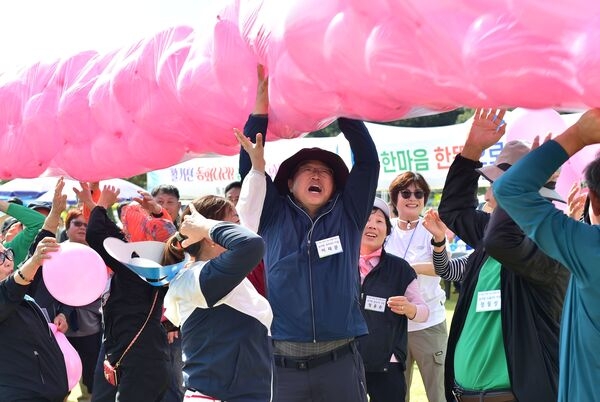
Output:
[3, 203, 45, 267]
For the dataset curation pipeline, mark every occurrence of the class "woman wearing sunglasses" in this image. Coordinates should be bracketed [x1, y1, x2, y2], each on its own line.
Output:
[384, 172, 447, 402]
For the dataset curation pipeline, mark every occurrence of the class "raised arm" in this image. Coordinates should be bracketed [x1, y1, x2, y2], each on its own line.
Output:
[483, 206, 568, 286]
[439, 108, 506, 247]
[494, 109, 600, 282]
[339, 118, 380, 227]
[239, 65, 268, 181]
[178, 205, 265, 306]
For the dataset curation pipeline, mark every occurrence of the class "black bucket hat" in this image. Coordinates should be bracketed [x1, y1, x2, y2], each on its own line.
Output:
[273, 148, 349, 195]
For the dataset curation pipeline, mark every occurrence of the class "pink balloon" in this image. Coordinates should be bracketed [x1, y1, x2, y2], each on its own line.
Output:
[575, 17, 600, 108]
[555, 159, 580, 202]
[510, 0, 600, 40]
[48, 51, 98, 90]
[505, 108, 567, 144]
[48, 323, 82, 391]
[463, 13, 579, 108]
[212, 19, 258, 112]
[42, 242, 108, 307]
[570, 144, 600, 178]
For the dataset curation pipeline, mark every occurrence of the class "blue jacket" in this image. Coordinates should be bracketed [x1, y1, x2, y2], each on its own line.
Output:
[241, 115, 380, 341]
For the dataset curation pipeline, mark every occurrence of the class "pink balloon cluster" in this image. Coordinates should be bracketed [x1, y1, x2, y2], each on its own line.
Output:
[2, 0, 600, 180]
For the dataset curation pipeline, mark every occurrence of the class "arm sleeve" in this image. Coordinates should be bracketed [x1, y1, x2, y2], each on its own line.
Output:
[432, 249, 467, 282]
[483, 206, 567, 286]
[239, 114, 268, 181]
[237, 169, 267, 233]
[4, 203, 46, 267]
[494, 140, 600, 283]
[404, 279, 430, 322]
[338, 118, 380, 228]
[438, 154, 490, 249]
[199, 222, 265, 306]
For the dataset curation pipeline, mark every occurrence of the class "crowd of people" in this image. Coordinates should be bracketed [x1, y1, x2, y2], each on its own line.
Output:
[1, 66, 600, 402]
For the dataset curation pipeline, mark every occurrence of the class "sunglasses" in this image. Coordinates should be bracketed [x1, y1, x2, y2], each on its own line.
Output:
[0, 248, 14, 264]
[400, 190, 425, 200]
[71, 221, 88, 228]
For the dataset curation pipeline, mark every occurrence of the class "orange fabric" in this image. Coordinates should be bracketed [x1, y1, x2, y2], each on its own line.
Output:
[121, 203, 176, 242]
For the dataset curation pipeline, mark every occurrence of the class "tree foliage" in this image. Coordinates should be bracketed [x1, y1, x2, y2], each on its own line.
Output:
[307, 108, 472, 137]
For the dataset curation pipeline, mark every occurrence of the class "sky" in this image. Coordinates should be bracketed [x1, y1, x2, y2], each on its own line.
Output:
[0, 0, 209, 75]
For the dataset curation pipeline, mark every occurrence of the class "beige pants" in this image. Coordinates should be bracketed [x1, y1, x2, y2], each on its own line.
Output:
[405, 321, 448, 402]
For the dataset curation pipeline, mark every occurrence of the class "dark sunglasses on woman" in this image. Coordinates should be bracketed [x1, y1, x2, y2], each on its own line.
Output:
[71, 221, 88, 228]
[0, 248, 14, 264]
[400, 190, 425, 200]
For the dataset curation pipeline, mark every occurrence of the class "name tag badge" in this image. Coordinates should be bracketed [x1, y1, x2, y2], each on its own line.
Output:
[476, 290, 501, 312]
[315, 236, 343, 258]
[365, 295, 387, 312]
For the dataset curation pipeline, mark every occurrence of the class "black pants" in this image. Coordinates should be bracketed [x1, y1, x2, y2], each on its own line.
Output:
[365, 363, 406, 402]
[91, 343, 169, 402]
[273, 342, 367, 402]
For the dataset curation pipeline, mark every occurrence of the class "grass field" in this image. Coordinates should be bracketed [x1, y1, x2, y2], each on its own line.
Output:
[67, 293, 458, 402]
[408, 295, 456, 402]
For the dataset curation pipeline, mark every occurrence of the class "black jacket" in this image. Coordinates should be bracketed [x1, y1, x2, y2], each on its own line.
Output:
[86, 206, 168, 364]
[358, 250, 417, 372]
[438, 154, 569, 402]
[0, 276, 69, 402]
[27, 229, 74, 324]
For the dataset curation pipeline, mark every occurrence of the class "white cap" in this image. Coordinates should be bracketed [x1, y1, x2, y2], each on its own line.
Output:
[373, 197, 391, 218]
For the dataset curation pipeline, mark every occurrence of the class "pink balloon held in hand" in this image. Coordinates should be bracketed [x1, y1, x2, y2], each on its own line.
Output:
[48, 323, 83, 390]
[42, 242, 108, 307]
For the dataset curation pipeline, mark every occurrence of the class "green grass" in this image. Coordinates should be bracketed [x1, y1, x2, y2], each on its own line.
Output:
[67, 295, 458, 402]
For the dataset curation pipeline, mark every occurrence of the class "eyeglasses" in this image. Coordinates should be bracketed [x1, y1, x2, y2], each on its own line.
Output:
[0, 248, 14, 264]
[400, 190, 425, 200]
[297, 165, 334, 178]
[71, 221, 88, 228]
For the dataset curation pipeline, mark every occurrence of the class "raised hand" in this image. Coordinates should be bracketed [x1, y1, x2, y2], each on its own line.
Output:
[133, 190, 162, 215]
[235, 128, 265, 173]
[42, 178, 68, 232]
[567, 182, 587, 220]
[97, 185, 120, 209]
[573, 108, 600, 147]
[253, 64, 269, 115]
[421, 209, 448, 243]
[51, 177, 67, 215]
[179, 203, 214, 248]
[74, 182, 96, 210]
[462, 108, 507, 161]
